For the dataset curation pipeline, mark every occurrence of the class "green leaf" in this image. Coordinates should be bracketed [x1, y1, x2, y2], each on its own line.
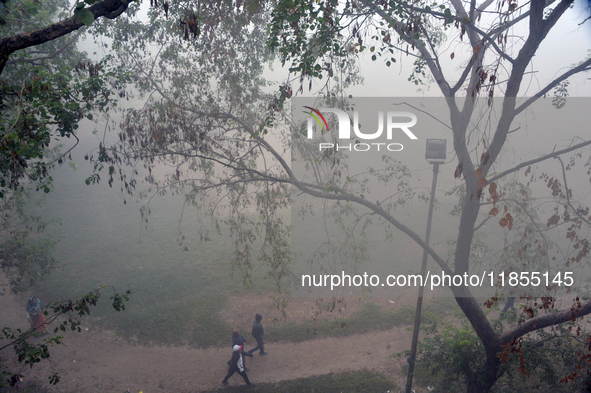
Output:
[74, 7, 95, 26]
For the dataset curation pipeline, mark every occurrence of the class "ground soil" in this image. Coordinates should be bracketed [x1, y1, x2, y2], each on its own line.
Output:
[1, 288, 427, 393]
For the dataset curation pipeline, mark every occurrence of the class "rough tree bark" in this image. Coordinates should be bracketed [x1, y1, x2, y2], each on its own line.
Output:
[0, 0, 129, 75]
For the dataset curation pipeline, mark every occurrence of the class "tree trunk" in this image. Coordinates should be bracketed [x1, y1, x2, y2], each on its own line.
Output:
[466, 353, 501, 393]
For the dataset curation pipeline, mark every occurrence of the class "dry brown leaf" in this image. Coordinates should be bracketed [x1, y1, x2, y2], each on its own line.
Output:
[500, 217, 508, 227]
[489, 207, 499, 216]
[475, 168, 483, 179]
[478, 178, 488, 187]
[454, 163, 463, 179]
[492, 193, 499, 205]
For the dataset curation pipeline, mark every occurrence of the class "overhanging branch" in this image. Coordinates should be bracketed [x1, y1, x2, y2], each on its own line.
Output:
[515, 57, 591, 115]
[0, 0, 129, 74]
[488, 138, 591, 183]
[500, 300, 591, 344]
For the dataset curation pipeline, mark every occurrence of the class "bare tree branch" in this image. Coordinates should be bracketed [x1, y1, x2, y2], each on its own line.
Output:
[488, 139, 591, 183]
[515, 57, 591, 115]
[5, 31, 81, 66]
[500, 300, 591, 345]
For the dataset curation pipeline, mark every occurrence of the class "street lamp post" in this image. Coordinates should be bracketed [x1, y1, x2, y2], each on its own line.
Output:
[405, 139, 447, 393]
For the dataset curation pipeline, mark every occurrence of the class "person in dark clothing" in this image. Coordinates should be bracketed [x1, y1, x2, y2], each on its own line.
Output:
[222, 345, 254, 386]
[232, 328, 248, 348]
[248, 313, 268, 355]
[231, 329, 249, 370]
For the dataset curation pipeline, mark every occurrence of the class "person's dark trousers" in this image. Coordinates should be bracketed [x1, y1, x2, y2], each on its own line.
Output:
[500, 297, 516, 318]
[226, 355, 247, 370]
[222, 369, 251, 385]
[249, 337, 264, 354]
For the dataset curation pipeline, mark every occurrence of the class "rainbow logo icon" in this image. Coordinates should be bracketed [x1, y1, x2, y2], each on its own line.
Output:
[303, 106, 329, 132]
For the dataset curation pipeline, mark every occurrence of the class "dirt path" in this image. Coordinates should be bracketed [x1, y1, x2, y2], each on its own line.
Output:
[1, 289, 412, 393]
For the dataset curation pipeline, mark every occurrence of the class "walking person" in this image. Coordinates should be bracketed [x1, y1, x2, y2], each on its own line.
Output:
[248, 313, 268, 355]
[26, 295, 47, 334]
[232, 328, 248, 348]
[222, 345, 254, 387]
[231, 329, 249, 370]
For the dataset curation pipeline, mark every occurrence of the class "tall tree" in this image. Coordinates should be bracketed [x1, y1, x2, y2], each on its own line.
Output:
[103, 0, 591, 392]
[269, 0, 591, 390]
